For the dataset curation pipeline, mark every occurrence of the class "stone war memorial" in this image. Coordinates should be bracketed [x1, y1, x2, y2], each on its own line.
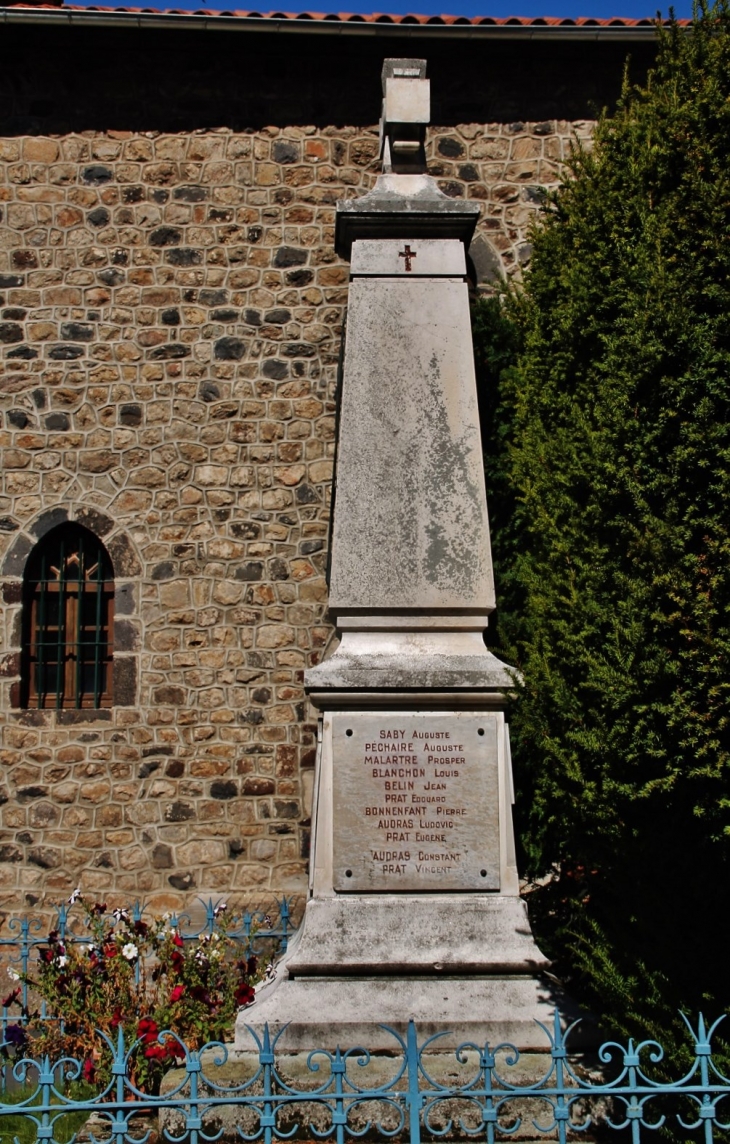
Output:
[6, 18, 730, 1144]
[0, 5, 660, 920]
[239, 58, 567, 1053]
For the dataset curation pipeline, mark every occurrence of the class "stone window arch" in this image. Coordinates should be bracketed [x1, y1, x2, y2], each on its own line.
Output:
[21, 523, 115, 710]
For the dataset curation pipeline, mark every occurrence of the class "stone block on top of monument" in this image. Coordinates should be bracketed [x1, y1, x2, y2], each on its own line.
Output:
[379, 58, 430, 174]
[236, 58, 587, 1057]
[336, 60, 480, 255]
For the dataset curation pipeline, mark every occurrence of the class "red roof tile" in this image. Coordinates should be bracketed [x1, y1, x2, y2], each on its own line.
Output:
[0, 1, 690, 23]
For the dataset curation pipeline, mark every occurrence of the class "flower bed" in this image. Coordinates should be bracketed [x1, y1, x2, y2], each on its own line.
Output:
[2, 893, 265, 1094]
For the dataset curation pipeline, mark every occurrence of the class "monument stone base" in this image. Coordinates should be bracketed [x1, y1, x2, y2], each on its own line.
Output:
[265, 895, 548, 977]
[234, 685, 586, 1054]
[239, 971, 583, 1053]
[236, 895, 592, 1052]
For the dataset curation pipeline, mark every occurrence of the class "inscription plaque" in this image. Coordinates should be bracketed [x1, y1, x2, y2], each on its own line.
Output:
[332, 712, 500, 892]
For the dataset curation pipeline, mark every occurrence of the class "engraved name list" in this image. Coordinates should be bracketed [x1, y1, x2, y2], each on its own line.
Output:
[332, 712, 501, 893]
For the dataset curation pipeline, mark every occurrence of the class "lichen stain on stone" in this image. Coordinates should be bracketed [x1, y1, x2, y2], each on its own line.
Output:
[417, 351, 482, 594]
[329, 278, 490, 609]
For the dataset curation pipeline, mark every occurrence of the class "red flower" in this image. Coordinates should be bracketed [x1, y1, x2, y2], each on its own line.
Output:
[169, 985, 185, 1002]
[137, 1018, 159, 1044]
[246, 955, 258, 977]
[172, 934, 184, 948]
[1, 987, 21, 1009]
[235, 983, 255, 1007]
[144, 1040, 180, 1062]
[110, 1007, 123, 1028]
[102, 942, 117, 959]
[82, 1059, 95, 1083]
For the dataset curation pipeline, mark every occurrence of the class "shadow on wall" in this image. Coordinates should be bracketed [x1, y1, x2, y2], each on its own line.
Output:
[0, 26, 656, 135]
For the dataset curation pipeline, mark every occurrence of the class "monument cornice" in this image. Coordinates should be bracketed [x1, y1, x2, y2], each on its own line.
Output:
[335, 174, 480, 258]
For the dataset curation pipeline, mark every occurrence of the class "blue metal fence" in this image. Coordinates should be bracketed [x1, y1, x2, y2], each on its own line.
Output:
[0, 898, 293, 1044]
[2, 1011, 730, 1143]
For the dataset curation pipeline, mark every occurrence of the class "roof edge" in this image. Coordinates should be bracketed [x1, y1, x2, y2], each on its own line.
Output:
[0, 5, 683, 38]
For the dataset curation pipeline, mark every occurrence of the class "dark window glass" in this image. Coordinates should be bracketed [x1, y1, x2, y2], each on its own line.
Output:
[21, 524, 114, 710]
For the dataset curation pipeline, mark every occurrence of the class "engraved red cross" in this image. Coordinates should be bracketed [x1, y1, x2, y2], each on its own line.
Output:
[398, 245, 417, 272]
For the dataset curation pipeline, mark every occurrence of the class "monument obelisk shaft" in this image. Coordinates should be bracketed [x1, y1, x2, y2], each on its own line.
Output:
[237, 59, 555, 1052]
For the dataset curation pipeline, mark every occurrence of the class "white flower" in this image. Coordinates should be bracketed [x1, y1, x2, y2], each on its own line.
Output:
[113, 908, 129, 923]
[57, 956, 67, 968]
[213, 901, 227, 918]
[68, 888, 82, 905]
[254, 963, 277, 993]
[121, 943, 138, 961]
[7, 968, 20, 981]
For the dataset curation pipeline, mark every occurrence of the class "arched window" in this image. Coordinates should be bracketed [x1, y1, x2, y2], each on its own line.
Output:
[22, 524, 114, 710]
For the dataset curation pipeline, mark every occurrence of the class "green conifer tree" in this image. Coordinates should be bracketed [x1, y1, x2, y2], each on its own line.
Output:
[477, 1, 730, 1057]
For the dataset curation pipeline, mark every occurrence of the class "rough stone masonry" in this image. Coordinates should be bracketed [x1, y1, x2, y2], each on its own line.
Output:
[0, 25, 599, 920]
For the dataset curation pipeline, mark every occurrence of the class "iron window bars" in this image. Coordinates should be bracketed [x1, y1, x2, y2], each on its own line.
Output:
[22, 523, 114, 710]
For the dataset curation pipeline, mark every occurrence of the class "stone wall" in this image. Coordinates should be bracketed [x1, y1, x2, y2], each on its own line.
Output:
[0, 115, 593, 917]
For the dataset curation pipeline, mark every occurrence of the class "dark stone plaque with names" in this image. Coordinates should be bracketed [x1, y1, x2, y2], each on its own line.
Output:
[332, 712, 500, 892]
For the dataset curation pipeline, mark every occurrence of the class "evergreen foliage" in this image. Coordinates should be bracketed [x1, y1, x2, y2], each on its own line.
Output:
[476, 1, 730, 1062]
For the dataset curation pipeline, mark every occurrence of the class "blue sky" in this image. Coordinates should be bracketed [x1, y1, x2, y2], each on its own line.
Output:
[77, 0, 692, 22]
